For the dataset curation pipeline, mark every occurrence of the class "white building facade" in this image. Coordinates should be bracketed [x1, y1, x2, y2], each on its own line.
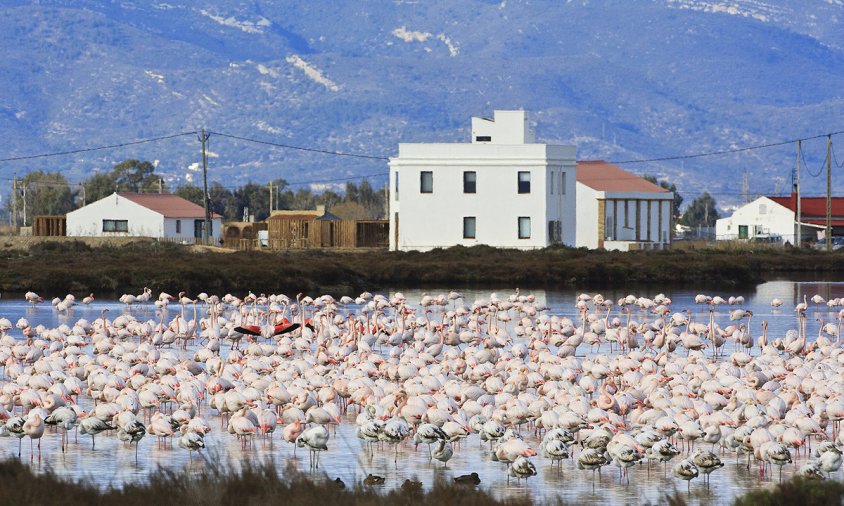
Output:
[575, 161, 674, 251]
[715, 195, 843, 245]
[66, 192, 223, 242]
[388, 110, 576, 251]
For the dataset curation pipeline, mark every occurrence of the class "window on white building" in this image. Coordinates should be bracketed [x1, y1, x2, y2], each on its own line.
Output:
[176, 220, 181, 234]
[395, 171, 399, 200]
[464, 171, 476, 194]
[420, 171, 433, 193]
[476, 135, 491, 142]
[550, 171, 555, 195]
[560, 172, 566, 194]
[518, 217, 531, 239]
[103, 219, 128, 232]
[463, 217, 476, 239]
[518, 171, 531, 194]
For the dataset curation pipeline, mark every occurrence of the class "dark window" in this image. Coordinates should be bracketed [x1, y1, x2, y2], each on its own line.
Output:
[518, 217, 531, 239]
[303, 222, 309, 238]
[518, 171, 531, 194]
[394, 171, 399, 201]
[420, 171, 433, 193]
[176, 220, 181, 234]
[463, 217, 476, 239]
[475, 136, 491, 142]
[102, 219, 128, 232]
[463, 171, 477, 193]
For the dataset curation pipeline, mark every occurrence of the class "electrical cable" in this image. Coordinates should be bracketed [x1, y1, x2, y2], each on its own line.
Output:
[209, 131, 390, 161]
[0, 132, 197, 163]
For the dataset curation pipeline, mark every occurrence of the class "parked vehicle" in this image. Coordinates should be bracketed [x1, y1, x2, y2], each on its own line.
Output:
[814, 237, 844, 250]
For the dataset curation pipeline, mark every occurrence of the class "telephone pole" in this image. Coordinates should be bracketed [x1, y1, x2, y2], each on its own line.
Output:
[268, 182, 274, 215]
[827, 135, 832, 252]
[11, 177, 16, 228]
[796, 140, 801, 247]
[199, 128, 211, 244]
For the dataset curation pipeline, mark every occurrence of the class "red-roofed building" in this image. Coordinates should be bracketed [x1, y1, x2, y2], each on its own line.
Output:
[66, 192, 223, 242]
[715, 193, 844, 245]
[576, 160, 674, 250]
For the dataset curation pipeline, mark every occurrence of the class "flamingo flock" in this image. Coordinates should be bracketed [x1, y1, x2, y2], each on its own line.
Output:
[1, 288, 844, 500]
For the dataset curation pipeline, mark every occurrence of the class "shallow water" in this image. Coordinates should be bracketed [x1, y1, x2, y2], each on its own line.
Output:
[2, 280, 843, 505]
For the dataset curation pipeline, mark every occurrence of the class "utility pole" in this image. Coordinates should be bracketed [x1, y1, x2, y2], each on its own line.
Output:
[158, 178, 163, 194]
[268, 182, 274, 215]
[11, 177, 16, 228]
[827, 134, 832, 252]
[21, 182, 26, 227]
[741, 173, 749, 204]
[199, 128, 211, 244]
[796, 140, 801, 247]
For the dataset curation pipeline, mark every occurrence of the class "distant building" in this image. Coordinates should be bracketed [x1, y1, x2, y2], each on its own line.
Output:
[388, 110, 577, 251]
[66, 192, 223, 242]
[575, 161, 674, 251]
[715, 193, 844, 245]
[264, 205, 388, 249]
[577, 160, 674, 251]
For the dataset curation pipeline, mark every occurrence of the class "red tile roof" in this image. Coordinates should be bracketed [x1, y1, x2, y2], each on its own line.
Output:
[576, 160, 671, 193]
[119, 193, 222, 219]
[769, 195, 844, 226]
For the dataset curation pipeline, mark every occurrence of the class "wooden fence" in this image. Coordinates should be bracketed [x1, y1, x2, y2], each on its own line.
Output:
[266, 219, 387, 250]
[33, 216, 66, 237]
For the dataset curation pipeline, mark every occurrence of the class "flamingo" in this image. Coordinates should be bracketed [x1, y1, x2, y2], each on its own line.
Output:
[297, 425, 329, 468]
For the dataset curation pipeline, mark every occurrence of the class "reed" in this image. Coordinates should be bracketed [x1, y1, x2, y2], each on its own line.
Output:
[0, 458, 535, 506]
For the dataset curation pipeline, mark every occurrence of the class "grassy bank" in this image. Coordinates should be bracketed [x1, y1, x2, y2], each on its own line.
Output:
[0, 459, 531, 506]
[0, 458, 841, 506]
[0, 239, 842, 295]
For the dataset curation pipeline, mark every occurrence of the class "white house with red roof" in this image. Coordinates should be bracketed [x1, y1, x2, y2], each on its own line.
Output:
[715, 193, 844, 245]
[66, 192, 223, 242]
[575, 160, 674, 251]
[388, 110, 576, 251]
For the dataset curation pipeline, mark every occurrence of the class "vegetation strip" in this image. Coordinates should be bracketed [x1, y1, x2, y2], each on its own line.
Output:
[0, 241, 842, 295]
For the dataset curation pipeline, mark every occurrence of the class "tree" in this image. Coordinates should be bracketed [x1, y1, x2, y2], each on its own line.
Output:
[680, 192, 719, 227]
[208, 182, 238, 220]
[234, 182, 272, 221]
[10, 171, 75, 225]
[82, 172, 117, 204]
[175, 185, 204, 206]
[81, 159, 167, 204]
[113, 159, 164, 193]
[644, 174, 683, 220]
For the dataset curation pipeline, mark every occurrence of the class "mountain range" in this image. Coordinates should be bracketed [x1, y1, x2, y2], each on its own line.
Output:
[2, 0, 844, 210]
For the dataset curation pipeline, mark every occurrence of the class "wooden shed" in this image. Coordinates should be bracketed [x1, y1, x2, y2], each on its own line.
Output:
[223, 221, 268, 250]
[33, 216, 66, 237]
[266, 206, 387, 249]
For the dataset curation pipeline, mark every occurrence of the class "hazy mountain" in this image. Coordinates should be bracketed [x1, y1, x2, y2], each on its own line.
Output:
[2, 0, 843, 208]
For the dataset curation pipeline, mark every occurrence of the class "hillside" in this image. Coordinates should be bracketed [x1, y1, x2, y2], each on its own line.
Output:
[1, 0, 843, 208]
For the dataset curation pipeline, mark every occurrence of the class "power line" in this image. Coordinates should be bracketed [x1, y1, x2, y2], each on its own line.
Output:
[609, 130, 844, 165]
[0, 132, 198, 163]
[209, 131, 390, 161]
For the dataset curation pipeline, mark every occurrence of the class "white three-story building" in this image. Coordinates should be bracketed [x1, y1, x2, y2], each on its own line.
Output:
[388, 110, 576, 251]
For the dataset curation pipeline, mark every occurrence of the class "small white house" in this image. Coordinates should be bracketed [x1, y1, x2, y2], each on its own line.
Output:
[388, 110, 577, 251]
[575, 161, 674, 251]
[715, 194, 844, 245]
[66, 192, 223, 242]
